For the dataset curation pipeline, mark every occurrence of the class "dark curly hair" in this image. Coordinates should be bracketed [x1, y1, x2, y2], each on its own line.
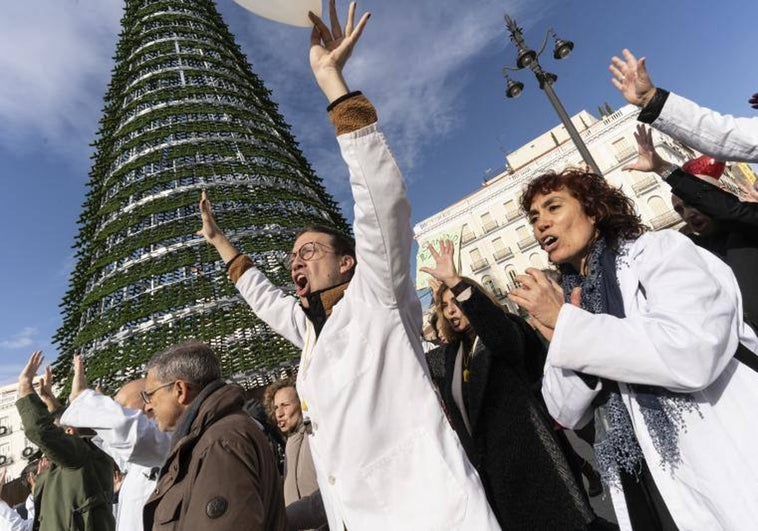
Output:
[520, 168, 646, 245]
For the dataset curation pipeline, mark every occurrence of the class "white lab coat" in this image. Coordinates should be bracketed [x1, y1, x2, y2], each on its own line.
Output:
[61, 390, 170, 531]
[542, 230, 758, 530]
[236, 123, 500, 530]
[651, 91, 758, 162]
[0, 495, 33, 531]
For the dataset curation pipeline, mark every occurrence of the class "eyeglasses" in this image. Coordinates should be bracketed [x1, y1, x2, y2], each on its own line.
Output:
[140, 381, 176, 404]
[283, 241, 335, 270]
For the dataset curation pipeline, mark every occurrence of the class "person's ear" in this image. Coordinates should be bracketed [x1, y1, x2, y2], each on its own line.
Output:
[339, 254, 355, 275]
[175, 380, 194, 406]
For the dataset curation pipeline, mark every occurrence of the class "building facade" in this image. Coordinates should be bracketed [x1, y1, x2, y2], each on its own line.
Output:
[0, 380, 40, 481]
[414, 104, 750, 311]
[54, 0, 349, 390]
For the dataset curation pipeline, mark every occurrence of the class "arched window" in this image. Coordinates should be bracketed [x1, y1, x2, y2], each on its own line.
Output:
[648, 195, 668, 216]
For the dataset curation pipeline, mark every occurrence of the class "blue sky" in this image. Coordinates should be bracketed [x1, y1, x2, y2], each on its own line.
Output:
[1, 0, 756, 384]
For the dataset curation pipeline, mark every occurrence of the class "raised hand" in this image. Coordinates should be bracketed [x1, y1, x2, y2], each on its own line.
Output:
[623, 124, 668, 174]
[197, 191, 240, 263]
[308, 0, 371, 103]
[419, 240, 461, 288]
[609, 49, 657, 107]
[197, 191, 224, 244]
[69, 354, 89, 404]
[18, 350, 44, 398]
[38, 365, 62, 413]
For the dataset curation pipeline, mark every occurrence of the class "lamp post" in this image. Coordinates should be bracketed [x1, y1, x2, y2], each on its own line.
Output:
[502, 14, 603, 176]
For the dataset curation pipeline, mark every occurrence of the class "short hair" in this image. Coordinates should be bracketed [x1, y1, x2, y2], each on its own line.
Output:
[146, 341, 221, 389]
[520, 168, 646, 246]
[263, 377, 298, 424]
[21, 461, 38, 489]
[295, 225, 356, 261]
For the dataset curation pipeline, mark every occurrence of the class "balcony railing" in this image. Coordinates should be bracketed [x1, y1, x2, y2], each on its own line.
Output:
[482, 221, 499, 234]
[471, 258, 490, 272]
[517, 236, 539, 252]
[493, 247, 514, 262]
[615, 146, 638, 162]
[632, 175, 659, 196]
[650, 210, 682, 230]
[504, 210, 524, 223]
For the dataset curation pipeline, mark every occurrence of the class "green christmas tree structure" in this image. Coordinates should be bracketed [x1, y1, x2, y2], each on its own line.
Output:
[54, 0, 349, 391]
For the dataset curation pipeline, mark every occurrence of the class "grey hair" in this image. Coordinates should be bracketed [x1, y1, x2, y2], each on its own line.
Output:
[146, 341, 221, 388]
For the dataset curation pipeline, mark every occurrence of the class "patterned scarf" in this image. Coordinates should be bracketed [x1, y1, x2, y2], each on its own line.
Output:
[560, 238, 700, 486]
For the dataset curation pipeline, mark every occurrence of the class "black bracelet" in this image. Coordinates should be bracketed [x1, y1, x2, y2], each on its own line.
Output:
[450, 280, 470, 297]
[224, 253, 244, 271]
[326, 91, 363, 112]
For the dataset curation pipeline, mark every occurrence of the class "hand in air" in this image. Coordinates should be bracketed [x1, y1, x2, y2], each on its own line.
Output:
[609, 49, 656, 107]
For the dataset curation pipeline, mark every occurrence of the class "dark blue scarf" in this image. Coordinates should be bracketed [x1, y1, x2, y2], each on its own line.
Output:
[560, 238, 699, 486]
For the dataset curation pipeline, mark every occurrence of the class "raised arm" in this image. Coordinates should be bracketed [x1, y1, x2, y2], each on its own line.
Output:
[625, 124, 758, 226]
[421, 240, 528, 362]
[198, 191, 307, 347]
[16, 352, 91, 469]
[309, 2, 415, 306]
[611, 49, 758, 162]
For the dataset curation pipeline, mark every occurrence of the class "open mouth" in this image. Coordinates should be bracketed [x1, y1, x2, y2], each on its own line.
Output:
[293, 273, 309, 296]
[541, 235, 558, 253]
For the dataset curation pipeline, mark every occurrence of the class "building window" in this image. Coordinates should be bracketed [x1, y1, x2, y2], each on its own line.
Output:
[505, 265, 517, 290]
[469, 248, 489, 272]
[612, 137, 636, 162]
[503, 199, 522, 222]
[492, 237, 513, 262]
[516, 225, 538, 251]
[461, 223, 476, 244]
[647, 195, 668, 216]
[529, 252, 545, 268]
[481, 212, 498, 233]
[482, 275, 503, 297]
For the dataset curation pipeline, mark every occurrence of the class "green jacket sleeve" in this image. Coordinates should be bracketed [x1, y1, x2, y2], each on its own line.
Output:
[16, 394, 90, 468]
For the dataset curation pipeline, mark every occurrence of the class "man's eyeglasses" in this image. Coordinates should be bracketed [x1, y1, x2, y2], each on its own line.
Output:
[284, 241, 335, 270]
[140, 381, 176, 404]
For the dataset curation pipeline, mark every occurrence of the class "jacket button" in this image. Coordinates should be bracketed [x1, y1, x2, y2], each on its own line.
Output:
[328, 475, 336, 485]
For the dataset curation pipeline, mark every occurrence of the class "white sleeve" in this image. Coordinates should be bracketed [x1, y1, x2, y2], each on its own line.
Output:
[541, 365, 600, 429]
[60, 389, 170, 468]
[653, 92, 758, 162]
[338, 123, 414, 308]
[549, 231, 742, 392]
[235, 266, 307, 349]
[0, 500, 32, 531]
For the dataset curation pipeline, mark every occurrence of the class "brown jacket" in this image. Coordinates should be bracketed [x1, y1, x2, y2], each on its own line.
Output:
[143, 382, 287, 531]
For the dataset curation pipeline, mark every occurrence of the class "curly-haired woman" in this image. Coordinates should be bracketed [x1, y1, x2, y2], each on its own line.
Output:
[509, 169, 758, 530]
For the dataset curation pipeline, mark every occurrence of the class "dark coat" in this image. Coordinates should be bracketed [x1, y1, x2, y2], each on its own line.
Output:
[143, 383, 287, 531]
[669, 168, 758, 326]
[16, 394, 116, 531]
[438, 285, 595, 530]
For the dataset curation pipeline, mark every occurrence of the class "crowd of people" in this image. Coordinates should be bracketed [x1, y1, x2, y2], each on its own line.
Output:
[2, 2, 758, 530]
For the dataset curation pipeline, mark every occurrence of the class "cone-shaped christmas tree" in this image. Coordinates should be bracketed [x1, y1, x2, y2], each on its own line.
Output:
[54, 0, 348, 390]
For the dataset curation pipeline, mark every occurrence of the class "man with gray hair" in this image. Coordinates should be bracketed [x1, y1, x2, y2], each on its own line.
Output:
[141, 341, 287, 531]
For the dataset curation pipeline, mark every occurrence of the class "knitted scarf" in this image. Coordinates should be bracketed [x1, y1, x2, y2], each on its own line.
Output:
[560, 238, 700, 486]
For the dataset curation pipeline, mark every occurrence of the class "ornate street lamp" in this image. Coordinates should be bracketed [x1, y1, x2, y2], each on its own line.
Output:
[502, 15, 602, 176]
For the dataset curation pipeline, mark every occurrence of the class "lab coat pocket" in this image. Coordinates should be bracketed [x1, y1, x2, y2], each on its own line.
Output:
[361, 428, 467, 530]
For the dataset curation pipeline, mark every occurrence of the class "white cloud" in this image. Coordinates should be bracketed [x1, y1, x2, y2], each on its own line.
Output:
[0, 0, 122, 158]
[0, 327, 38, 349]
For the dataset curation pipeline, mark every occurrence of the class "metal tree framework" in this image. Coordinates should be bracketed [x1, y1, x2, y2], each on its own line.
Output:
[53, 0, 349, 390]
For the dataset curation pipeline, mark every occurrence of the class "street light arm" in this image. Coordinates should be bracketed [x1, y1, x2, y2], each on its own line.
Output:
[536, 28, 553, 58]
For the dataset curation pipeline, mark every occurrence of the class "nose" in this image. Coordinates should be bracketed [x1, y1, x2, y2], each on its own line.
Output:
[144, 402, 154, 415]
